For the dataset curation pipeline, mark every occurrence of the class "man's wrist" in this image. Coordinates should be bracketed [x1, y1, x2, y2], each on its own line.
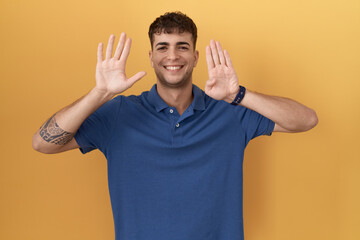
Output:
[224, 93, 237, 104]
[230, 86, 246, 105]
[91, 87, 116, 103]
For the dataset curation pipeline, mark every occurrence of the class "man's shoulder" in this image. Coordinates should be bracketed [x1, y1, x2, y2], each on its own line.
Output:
[109, 90, 152, 112]
[112, 90, 149, 102]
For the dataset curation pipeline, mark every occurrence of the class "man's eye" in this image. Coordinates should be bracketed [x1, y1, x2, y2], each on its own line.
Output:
[157, 47, 166, 50]
[179, 46, 189, 50]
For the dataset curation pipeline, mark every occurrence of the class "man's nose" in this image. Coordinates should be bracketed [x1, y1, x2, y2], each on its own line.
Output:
[167, 48, 179, 60]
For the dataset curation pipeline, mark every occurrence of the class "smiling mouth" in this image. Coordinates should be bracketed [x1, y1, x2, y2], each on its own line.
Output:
[164, 65, 183, 71]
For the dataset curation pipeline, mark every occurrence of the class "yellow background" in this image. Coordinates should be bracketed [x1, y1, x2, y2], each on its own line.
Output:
[1, 0, 359, 239]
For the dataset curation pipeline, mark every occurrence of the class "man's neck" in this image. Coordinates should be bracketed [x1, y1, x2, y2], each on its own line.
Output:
[156, 82, 193, 116]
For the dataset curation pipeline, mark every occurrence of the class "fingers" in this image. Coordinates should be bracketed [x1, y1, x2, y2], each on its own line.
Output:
[128, 71, 147, 86]
[209, 39, 220, 65]
[97, 43, 103, 63]
[224, 49, 234, 69]
[105, 34, 115, 59]
[113, 33, 126, 60]
[207, 40, 228, 66]
[98, 33, 132, 64]
[206, 46, 215, 72]
[216, 41, 226, 65]
[119, 38, 132, 67]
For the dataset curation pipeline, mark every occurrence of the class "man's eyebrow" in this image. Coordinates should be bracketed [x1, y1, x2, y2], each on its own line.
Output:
[155, 42, 191, 47]
[156, 42, 169, 47]
[176, 42, 190, 46]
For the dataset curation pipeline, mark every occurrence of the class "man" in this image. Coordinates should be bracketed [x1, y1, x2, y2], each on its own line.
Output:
[33, 12, 317, 240]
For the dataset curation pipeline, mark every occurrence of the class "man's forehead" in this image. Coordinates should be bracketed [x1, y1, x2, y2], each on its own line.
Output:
[153, 31, 193, 44]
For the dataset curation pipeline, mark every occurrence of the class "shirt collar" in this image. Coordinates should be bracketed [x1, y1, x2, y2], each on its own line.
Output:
[191, 84, 206, 111]
[147, 84, 206, 112]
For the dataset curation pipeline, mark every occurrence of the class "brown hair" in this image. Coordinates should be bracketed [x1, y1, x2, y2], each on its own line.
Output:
[148, 11, 198, 49]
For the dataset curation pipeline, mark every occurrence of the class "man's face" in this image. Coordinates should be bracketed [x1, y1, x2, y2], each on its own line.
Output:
[149, 31, 199, 89]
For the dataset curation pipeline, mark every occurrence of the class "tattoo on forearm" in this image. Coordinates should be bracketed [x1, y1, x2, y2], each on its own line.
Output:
[39, 115, 75, 145]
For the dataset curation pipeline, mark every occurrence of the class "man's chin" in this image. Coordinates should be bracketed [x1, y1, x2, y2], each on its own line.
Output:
[156, 76, 192, 89]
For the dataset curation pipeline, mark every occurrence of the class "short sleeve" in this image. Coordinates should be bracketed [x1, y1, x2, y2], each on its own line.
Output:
[74, 96, 121, 154]
[233, 106, 275, 145]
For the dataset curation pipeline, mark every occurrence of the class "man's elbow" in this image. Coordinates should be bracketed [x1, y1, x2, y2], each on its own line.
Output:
[285, 109, 318, 133]
[302, 109, 319, 132]
[32, 133, 56, 154]
[32, 134, 46, 153]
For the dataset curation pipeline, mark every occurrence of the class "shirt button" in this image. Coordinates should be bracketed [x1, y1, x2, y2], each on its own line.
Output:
[169, 109, 174, 113]
[176, 123, 180, 128]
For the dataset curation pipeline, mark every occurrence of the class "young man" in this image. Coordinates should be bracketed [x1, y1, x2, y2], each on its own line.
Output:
[33, 12, 317, 240]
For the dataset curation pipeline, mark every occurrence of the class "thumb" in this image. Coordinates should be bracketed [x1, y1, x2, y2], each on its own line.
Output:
[128, 71, 147, 86]
[205, 78, 215, 90]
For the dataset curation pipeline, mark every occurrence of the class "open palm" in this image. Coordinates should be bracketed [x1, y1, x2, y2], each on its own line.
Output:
[95, 33, 146, 95]
[205, 40, 239, 103]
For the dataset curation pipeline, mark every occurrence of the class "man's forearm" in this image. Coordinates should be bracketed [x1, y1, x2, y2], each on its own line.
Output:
[32, 87, 115, 153]
[239, 90, 318, 132]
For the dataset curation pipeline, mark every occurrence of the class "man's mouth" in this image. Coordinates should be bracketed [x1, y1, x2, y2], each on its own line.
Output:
[164, 65, 183, 71]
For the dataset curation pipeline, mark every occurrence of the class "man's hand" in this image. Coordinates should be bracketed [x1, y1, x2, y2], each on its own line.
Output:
[205, 40, 239, 103]
[95, 33, 146, 96]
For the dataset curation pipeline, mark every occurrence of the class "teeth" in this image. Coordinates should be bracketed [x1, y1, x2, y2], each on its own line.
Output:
[165, 66, 181, 70]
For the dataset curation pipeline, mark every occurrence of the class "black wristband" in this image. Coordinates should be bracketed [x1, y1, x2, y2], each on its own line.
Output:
[231, 86, 246, 105]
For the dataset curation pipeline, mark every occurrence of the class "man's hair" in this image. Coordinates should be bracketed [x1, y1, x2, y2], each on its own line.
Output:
[148, 11, 198, 49]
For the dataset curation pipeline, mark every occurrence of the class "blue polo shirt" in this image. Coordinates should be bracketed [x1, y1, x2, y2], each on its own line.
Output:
[75, 84, 274, 240]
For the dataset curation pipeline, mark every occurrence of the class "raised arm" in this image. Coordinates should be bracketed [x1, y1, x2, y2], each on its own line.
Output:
[32, 33, 146, 153]
[204, 40, 318, 133]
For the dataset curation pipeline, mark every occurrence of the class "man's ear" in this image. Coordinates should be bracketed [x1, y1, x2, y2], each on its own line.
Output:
[149, 50, 154, 68]
[194, 50, 199, 67]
